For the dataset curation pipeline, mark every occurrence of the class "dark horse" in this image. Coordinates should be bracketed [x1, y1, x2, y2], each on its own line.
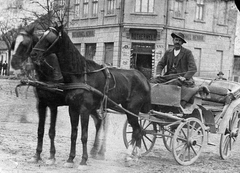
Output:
[30, 25, 151, 167]
[11, 27, 106, 165]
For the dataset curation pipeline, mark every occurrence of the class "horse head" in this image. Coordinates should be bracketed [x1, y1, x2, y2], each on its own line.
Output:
[11, 27, 38, 70]
[30, 25, 62, 65]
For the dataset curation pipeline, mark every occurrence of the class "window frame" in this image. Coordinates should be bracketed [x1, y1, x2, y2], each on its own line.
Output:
[173, 0, 184, 18]
[83, 0, 89, 18]
[217, 1, 228, 25]
[106, 0, 115, 15]
[195, 0, 204, 21]
[135, 0, 154, 13]
[74, 0, 80, 19]
[92, 0, 98, 17]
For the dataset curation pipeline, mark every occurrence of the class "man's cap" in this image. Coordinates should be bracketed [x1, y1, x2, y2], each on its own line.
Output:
[171, 32, 187, 43]
[217, 71, 224, 76]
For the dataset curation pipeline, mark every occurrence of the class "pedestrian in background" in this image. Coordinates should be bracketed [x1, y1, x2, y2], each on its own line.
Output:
[0, 61, 2, 75]
[216, 71, 227, 80]
[3, 61, 7, 76]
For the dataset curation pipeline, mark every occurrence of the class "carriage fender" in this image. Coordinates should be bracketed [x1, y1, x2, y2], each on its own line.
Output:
[218, 99, 240, 134]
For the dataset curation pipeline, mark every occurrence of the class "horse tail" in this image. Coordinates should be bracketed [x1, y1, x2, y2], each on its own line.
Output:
[140, 78, 151, 113]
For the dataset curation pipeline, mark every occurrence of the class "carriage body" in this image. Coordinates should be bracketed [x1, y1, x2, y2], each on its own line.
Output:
[124, 77, 240, 165]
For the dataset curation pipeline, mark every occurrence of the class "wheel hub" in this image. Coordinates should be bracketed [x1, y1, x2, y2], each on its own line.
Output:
[187, 138, 197, 146]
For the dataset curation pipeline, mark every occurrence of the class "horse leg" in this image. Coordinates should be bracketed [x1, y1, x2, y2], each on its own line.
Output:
[125, 111, 142, 166]
[46, 106, 58, 165]
[97, 114, 109, 160]
[64, 105, 80, 168]
[79, 109, 90, 166]
[90, 110, 102, 157]
[31, 102, 47, 163]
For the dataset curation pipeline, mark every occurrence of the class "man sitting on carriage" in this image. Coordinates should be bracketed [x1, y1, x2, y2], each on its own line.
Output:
[150, 32, 209, 109]
[151, 32, 197, 87]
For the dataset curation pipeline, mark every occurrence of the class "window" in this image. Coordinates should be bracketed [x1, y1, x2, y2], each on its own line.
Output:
[83, 0, 89, 18]
[135, 0, 154, 13]
[174, 0, 184, 18]
[104, 43, 114, 65]
[85, 43, 96, 60]
[74, 0, 80, 18]
[218, 1, 228, 25]
[196, 0, 204, 21]
[107, 0, 115, 15]
[92, 0, 98, 17]
[57, 0, 65, 19]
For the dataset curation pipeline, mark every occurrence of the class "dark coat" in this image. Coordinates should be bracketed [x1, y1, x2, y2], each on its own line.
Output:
[156, 47, 197, 80]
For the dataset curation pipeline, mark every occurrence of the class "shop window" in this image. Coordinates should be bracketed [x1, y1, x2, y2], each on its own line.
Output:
[196, 0, 204, 21]
[106, 0, 115, 15]
[85, 43, 96, 60]
[174, 0, 184, 18]
[104, 43, 114, 65]
[135, 0, 154, 13]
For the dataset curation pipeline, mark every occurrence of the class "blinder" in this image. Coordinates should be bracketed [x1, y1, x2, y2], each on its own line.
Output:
[33, 27, 60, 54]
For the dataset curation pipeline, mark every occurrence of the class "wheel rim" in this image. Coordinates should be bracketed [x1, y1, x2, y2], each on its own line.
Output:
[123, 119, 157, 156]
[220, 109, 240, 159]
[162, 127, 174, 152]
[172, 118, 206, 165]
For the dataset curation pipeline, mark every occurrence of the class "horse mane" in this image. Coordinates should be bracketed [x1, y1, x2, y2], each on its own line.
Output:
[59, 29, 102, 74]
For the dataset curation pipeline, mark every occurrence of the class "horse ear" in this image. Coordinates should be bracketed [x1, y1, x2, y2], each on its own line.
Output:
[235, 0, 240, 11]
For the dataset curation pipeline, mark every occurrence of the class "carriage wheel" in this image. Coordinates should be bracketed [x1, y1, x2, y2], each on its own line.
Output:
[219, 109, 240, 159]
[123, 118, 157, 156]
[162, 127, 174, 152]
[172, 117, 206, 165]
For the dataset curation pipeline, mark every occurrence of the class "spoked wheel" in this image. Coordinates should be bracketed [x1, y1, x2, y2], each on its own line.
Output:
[172, 117, 206, 165]
[219, 108, 240, 159]
[162, 127, 174, 152]
[123, 118, 157, 156]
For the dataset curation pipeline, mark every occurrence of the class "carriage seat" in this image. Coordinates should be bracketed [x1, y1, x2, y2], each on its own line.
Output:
[197, 85, 229, 106]
[150, 83, 209, 109]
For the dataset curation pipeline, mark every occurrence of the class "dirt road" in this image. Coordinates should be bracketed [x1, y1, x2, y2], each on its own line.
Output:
[0, 79, 240, 173]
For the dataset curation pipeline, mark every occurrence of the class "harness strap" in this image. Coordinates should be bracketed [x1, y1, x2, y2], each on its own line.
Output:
[100, 66, 111, 119]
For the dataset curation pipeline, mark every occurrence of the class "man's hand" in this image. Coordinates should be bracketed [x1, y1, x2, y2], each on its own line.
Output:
[178, 76, 186, 82]
[153, 74, 161, 78]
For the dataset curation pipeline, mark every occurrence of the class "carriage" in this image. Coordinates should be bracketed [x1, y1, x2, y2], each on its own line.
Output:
[16, 75, 240, 166]
[12, 23, 240, 167]
[122, 77, 240, 165]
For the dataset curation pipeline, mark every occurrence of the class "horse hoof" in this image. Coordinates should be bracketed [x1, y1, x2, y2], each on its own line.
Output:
[64, 162, 74, 168]
[78, 165, 88, 170]
[94, 154, 105, 160]
[28, 157, 40, 163]
[46, 158, 56, 165]
[124, 156, 138, 167]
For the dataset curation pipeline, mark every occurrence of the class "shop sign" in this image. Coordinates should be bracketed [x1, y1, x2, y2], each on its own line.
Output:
[121, 43, 131, 69]
[72, 30, 95, 38]
[183, 33, 205, 42]
[130, 29, 157, 41]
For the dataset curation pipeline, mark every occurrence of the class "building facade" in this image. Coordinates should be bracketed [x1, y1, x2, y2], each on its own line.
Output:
[66, 0, 238, 79]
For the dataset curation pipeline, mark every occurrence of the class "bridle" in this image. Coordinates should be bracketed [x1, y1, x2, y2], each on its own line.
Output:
[32, 27, 60, 56]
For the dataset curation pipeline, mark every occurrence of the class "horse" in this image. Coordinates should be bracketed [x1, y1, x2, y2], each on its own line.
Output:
[11, 27, 106, 165]
[30, 25, 151, 167]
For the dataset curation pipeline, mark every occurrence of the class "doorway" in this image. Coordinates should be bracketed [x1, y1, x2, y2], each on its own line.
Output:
[131, 43, 155, 79]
